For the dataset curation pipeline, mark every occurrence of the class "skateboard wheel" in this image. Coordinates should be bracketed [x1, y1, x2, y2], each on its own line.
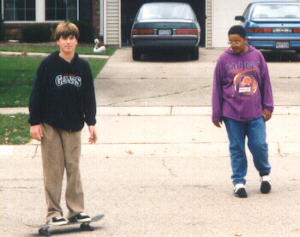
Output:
[80, 223, 94, 231]
[39, 228, 50, 236]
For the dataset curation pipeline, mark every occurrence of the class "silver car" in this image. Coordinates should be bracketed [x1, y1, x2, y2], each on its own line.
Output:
[131, 2, 201, 60]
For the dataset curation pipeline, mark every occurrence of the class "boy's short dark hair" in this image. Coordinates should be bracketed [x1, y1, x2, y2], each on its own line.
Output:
[54, 21, 79, 41]
[228, 25, 247, 38]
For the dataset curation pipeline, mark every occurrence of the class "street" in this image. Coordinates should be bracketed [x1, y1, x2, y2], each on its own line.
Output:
[1, 47, 300, 237]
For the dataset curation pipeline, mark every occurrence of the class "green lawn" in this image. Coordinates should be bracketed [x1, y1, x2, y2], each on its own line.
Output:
[0, 44, 116, 55]
[0, 55, 107, 107]
[0, 113, 31, 144]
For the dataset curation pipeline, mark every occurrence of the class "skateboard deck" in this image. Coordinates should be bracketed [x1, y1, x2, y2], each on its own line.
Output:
[24, 214, 104, 236]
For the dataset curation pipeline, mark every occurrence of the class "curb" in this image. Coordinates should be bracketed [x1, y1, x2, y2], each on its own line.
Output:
[1, 106, 300, 116]
[1, 142, 299, 158]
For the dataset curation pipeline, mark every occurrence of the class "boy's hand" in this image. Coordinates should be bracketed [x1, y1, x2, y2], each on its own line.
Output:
[213, 121, 222, 128]
[30, 124, 44, 141]
[263, 109, 272, 121]
[88, 125, 98, 144]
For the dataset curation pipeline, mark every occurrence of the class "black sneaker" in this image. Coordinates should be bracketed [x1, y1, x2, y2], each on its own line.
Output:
[260, 175, 271, 194]
[234, 184, 248, 198]
[48, 217, 68, 226]
[69, 213, 91, 223]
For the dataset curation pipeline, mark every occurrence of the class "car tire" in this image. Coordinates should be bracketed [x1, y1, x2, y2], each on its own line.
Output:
[132, 47, 141, 61]
[191, 47, 199, 60]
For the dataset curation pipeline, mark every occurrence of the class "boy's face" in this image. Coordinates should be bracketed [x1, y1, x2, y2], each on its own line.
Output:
[228, 34, 248, 55]
[56, 35, 78, 55]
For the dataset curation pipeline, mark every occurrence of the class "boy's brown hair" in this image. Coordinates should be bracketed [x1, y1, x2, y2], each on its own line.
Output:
[54, 22, 79, 41]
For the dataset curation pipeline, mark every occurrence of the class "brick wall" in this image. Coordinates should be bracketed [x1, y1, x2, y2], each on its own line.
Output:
[4, 23, 57, 41]
[92, 0, 100, 37]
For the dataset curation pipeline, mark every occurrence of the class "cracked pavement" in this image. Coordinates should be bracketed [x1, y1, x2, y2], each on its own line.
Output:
[1, 47, 300, 237]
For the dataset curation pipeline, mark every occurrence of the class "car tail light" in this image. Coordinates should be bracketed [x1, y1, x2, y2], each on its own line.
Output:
[132, 29, 155, 35]
[175, 29, 198, 35]
[248, 28, 272, 33]
[293, 28, 300, 33]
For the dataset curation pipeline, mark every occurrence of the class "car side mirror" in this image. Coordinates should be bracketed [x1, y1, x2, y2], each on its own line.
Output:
[235, 16, 245, 22]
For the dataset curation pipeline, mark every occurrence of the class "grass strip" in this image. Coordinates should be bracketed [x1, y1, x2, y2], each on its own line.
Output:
[0, 44, 116, 55]
[0, 56, 107, 107]
[0, 113, 31, 144]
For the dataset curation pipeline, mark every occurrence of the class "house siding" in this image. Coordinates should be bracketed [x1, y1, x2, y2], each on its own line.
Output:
[205, 0, 212, 48]
[4, 0, 300, 47]
[105, 0, 120, 47]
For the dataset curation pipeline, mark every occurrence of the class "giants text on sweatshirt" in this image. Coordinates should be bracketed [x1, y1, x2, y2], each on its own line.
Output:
[212, 46, 274, 122]
[29, 52, 96, 131]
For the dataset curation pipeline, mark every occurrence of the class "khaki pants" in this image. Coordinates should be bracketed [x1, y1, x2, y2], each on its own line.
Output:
[41, 123, 84, 221]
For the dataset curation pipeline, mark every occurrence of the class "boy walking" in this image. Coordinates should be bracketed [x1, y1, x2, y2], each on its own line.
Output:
[212, 25, 274, 198]
[29, 22, 97, 223]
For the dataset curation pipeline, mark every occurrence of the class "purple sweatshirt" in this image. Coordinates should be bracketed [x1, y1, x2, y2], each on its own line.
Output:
[212, 46, 274, 122]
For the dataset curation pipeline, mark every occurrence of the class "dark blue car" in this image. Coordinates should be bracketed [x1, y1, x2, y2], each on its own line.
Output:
[235, 1, 300, 53]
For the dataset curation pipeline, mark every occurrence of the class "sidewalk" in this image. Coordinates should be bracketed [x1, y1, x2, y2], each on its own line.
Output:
[1, 105, 300, 159]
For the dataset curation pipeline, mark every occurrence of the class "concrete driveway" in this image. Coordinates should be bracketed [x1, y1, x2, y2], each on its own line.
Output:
[96, 47, 300, 107]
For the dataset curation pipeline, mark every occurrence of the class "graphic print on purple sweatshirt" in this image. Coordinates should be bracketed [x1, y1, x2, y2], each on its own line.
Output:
[55, 74, 82, 88]
[225, 61, 260, 98]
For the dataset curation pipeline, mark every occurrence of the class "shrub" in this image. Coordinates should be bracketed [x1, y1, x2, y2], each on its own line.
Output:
[72, 21, 94, 43]
[22, 24, 52, 43]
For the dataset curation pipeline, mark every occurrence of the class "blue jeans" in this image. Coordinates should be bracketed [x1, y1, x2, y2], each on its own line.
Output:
[223, 117, 271, 185]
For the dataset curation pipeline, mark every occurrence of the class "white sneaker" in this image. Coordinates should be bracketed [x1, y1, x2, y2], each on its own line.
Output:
[48, 217, 68, 226]
[234, 183, 248, 198]
[69, 212, 91, 223]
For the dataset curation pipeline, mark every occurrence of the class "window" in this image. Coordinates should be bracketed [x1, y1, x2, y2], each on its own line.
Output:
[137, 3, 195, 21]
[4, 0, 35, 21]
[46, 0, 78, 21]
[252, 4, 300, 19]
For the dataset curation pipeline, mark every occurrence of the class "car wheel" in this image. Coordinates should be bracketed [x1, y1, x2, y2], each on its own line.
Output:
[191, 47, 199, 60]
[132, 47, 141, 61]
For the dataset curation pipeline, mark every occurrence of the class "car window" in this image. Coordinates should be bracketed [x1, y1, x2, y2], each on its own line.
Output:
[251, 4, 300, 19]
[137, 3, 195, 21]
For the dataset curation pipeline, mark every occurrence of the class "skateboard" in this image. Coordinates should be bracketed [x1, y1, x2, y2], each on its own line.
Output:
[24, 214, 104, 236]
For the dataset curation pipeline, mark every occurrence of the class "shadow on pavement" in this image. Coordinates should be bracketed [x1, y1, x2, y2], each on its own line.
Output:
[139, 50, 196, 62]
[262, 50, 300, 62]
[26, 226, 104, 236]
[134, 48, 300, 63]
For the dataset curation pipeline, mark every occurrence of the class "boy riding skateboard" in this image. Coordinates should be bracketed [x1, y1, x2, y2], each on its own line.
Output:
[29, 22, 97, 224]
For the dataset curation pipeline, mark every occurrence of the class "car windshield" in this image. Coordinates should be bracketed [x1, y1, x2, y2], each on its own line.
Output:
[137, 3, 195, 21]
[251, 4, 300, 19]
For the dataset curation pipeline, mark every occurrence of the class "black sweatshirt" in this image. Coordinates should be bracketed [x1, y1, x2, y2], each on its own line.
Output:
[29, 51, 96, 131]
